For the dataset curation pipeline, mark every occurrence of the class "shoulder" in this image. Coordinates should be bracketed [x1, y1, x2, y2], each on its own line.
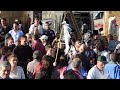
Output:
[9, 29, 14, 33]
[17, 66, 23, 70]
[88, 65, 96, 73]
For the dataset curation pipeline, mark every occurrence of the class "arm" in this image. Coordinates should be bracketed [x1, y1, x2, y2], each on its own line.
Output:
[20, 67, 25, 79]
[29, 24, 34, 34]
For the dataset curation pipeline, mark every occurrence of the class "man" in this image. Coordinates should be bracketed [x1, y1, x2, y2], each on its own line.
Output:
[27, 50, 43, 79]
[41, 21, 55, 45]
[32, 34, 46, 55]
[9, 22, 24, 43]
[29, 17, 42, 35]
[1, 18, 11, 34]
[87, 56, 110, 79]
[12, 36, 33, 78]
[105, 53, 117, 79]
[26, 14, 31, 30]
[25, 33, 32, 47]
[0, 18, 11, 47]
[64, 58, 83, 79]
[0, 60, 11, 79]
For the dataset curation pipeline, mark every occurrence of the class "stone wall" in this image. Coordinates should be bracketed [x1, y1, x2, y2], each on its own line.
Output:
[42, 11, 64, 32]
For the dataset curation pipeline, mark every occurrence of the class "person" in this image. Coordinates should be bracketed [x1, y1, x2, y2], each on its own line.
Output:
[9, 22, 24, 43]
[51, 55, 68, 79]
[34, 55, 52, 79]
[0, 18, 11, 34]
[112, 53, 120, 79]
[26, 14, 31, 29]
[87, 56, 110, 79]
[32, 34, 46, 55]
[27, 50, 43, 79]
[64, 58, 83, 79]
[41, 21, 55, 45]
[5, 37, 15, 52]
[40, 35, 48, 46]
[29, 17, 42, 35]
[107, 34, 117, 52]
[14, 18, 24, 32]
[0, 46, 10, 64]
[0, 60, 11, 79]
[8, 54, 25, 79]
[12, 35, 33, 78]
[25, 33, 32, 47]
[104, 53, 117, 79]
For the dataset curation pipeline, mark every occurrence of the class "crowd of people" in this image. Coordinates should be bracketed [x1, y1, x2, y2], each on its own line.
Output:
[0, 15, 120, 79]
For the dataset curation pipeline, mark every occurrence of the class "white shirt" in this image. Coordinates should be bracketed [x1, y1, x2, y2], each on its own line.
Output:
[9, 29, 24, 43]
[9, 66, 25, 79]
[87, 65, 110, 79]
[29, 24, 42, 35]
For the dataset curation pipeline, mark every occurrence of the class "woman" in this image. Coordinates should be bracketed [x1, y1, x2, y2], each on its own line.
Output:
[51, 55, 68, 79]
[8, 54, 25, 79]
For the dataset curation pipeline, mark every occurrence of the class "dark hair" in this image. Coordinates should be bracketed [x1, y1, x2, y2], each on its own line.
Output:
[56, 55, 68, 69]
[107, 34, 113, 40]
[13, 22, 19, 26]
[32, 34, 39, 40]
[1, 18, 6, 22]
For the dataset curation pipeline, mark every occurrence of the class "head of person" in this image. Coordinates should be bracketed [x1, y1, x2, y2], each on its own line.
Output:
[46, 45, 54, 57]
[40, 35, 48, 44]
[0, 60, 11, 79]
[113, 35, 118, 41]
[6, 37, 14, 46]
[57, 40, 65, 50]
[79, 44, 86, 53]
[32, 34, 39, 41]
[0, 46, 9, 55]
[33, 50, 43, 62]
[20, 36, 27, 46]
[97, 56, 107, 70]
[107, 34, 113, 42]
[34, 17, 39, 26]
[25, 33, 32, 42]
[110, 52, 117, 63]
[74, 40, 81, 48]
[41, 55, 51, 70]
[8, 54, 18, 67]
[43, 22, 50, 31]
[72, 58, 82, 71]
[95, 40, 105, 52]
[13, 22, 19, 31]
[1, 18, 6, 26]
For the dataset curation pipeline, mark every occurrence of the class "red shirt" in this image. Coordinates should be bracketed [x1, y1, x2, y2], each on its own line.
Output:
[32, 40, 46, 55]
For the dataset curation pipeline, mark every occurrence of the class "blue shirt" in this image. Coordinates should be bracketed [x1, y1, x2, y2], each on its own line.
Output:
[105, 61, 117, 79]
[9, 29, 24, 43]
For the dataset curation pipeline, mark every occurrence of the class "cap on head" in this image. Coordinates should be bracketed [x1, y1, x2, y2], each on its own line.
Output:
[40, 35, 48, 40]
[97, 56, 107, 63]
